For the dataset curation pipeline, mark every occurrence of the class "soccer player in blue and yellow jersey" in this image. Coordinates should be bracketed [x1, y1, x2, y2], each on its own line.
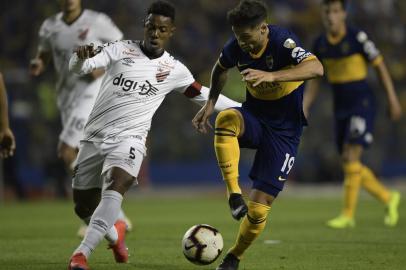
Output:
[304, 0, 402, 229]
[192, 1, 323, 269]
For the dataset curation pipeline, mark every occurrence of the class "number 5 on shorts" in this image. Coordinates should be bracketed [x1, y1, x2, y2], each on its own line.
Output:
[129, 147, 136, 159]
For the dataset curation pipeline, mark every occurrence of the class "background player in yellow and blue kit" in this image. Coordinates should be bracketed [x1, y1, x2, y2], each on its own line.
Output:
[192, 1, 323, 269]
[304, 0, 402, 229]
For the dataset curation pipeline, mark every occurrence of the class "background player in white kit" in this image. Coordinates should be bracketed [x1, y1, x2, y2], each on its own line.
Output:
[28, 0, 132, 236]
[67, 1, 241, 269]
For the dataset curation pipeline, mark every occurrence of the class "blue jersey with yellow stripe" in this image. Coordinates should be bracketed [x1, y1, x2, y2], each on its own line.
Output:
[219, 25, 314, 135]
[313, 26, 383, 118]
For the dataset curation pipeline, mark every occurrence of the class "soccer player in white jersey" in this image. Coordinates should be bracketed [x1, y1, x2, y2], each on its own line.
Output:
[29, 0, 132, 236]
[67, 1, 241, 269]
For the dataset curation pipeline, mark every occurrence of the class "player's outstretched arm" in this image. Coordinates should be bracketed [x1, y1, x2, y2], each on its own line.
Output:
[0, 72, 15, 158]
[192, 62, 229, 133]
[188, 86, 241, 112]
[69, 43, 110, 76]
[241, 58, 324, 87]
[303, 78, 321, 118]
[374, 60, 402, 121]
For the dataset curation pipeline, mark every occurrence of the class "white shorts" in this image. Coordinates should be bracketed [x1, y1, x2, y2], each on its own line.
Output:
[72, 137, 146, 190]
[59, 79, 102, 148]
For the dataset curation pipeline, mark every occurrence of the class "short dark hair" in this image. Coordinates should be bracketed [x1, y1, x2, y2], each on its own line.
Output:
[227, 0, 268, 28]
[147, 1, 175, 22]
[322, 0, 347, 9]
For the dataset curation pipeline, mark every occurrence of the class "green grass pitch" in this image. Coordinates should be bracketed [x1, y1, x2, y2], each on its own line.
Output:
[0, 191, 405, 270]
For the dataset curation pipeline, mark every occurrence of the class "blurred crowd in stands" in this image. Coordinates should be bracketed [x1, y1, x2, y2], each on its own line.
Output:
[1, 0, 405, 199]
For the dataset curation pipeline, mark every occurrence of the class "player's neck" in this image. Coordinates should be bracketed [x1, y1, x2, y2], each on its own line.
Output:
[140, 41, 164, 59]
[63, 8, 83, 25]
[327, 24, 346, 45]
[250, 28, 269, 58]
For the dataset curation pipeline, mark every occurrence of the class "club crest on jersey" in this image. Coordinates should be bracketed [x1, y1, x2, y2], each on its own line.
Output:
[158, 60, 175, 70]
[156, 67, 170, 82]
[283, 38, 296, 49]
[78, 28, 89, 40]
[265, 54, 274, 69]
[341, 42, 350, 54]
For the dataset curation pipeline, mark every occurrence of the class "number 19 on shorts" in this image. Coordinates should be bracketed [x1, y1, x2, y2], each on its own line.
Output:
[281, 153, 295, 174]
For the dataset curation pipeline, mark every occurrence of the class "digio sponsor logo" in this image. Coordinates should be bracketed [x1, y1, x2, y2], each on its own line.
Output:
[112, 74, 159, 96]
[113, 73, 138, 91]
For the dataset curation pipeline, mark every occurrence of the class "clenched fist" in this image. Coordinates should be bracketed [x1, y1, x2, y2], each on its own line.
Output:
[75, 43, 99, 59]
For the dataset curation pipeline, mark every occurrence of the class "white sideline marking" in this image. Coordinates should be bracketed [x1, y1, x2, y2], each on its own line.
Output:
[264, 239, 281, 245]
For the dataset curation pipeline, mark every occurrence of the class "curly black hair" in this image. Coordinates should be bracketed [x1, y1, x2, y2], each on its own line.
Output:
[147, 1, 175, 22]
[227, 0, 268, 28]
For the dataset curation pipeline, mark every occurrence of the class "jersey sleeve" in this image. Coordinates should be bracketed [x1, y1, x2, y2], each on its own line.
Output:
[38, 20, 52, 53]
[172, 61, 196, 93]
[354, 30, 382, 66]
[95, 13, 123, 43]
[218, 38, 239, 69]
[186, 85, 242, 112]
[69, 41, 119, 75]
[279, 29, 315, 65]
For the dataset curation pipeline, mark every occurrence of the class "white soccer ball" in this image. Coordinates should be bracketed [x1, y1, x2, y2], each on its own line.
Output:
[182, 224, 224, 265]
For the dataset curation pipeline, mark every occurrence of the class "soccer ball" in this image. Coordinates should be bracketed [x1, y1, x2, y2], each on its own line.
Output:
[182, 224, 224, 265]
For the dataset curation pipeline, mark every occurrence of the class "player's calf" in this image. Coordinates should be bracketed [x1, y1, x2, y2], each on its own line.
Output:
[215, 109, 244, 196]
[73, 188, 101, 219]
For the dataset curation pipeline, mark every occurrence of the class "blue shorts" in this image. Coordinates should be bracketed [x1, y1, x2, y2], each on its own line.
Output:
[234, 107, 302, 197]
[335, 111, 375, 154]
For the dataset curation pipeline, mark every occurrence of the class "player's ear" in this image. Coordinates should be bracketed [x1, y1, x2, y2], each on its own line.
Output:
[260, 22, 268, 34]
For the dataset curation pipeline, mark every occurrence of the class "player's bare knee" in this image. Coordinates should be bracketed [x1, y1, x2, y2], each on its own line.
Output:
[342, 144, 363, 164]
[249, 189, 275, 207]
[107, 177, 136, 193]
[106, 175, 136, 194]
[342, 150, 359, 164]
